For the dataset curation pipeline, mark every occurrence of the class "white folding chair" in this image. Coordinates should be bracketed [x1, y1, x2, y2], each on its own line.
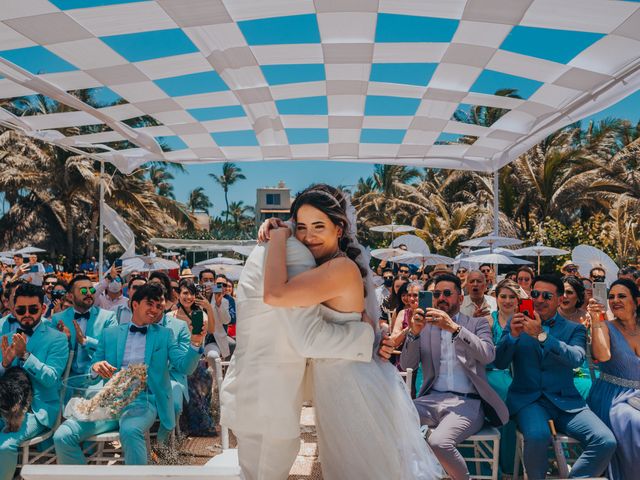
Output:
[18, 350, 75, 468]
[212, 357, 229, 450]
[398, 367, 413, 394]
[513, 429, 582, 480]
[457, 426, 501, 480]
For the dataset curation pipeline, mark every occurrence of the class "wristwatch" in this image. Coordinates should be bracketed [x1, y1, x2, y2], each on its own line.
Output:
[21, 351, 31, 362]
[537, 331, 548, 343]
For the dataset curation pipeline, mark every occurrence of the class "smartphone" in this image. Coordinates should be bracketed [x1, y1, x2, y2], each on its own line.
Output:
[213, 283, 224, 294]
[418, 291, 433, 310]
[191, 309, 204, 335]
[30, 265, 39, 273]
[114, 259, 123, 268]
[196, 284, 205, 295]
[52, 290, 66, 299]
[593, 282, 607, 306]
[519, 298, 534, 318]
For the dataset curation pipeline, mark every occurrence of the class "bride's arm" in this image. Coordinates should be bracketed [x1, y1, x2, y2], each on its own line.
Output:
[264, 227, 361, 308]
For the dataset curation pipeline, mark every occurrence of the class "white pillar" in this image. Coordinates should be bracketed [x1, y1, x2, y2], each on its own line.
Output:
[98, 161, 105, 282]
[493, 170, 499, 236]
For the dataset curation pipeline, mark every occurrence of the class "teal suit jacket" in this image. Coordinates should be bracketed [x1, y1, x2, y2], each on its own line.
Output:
[0, 321, 69, 428]
[495, 312, 587, 415]
[51, 306, 117, 375]
[159, 314, 192, 401]
[91, 323, 200, 431]
[0, 313, 19, 336]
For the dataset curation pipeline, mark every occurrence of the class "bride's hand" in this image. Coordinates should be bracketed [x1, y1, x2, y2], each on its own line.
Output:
[270, 226, 291, 241]
[258, 217, 288, 242]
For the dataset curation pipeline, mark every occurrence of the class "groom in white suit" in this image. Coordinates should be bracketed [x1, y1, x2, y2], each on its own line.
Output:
[220, 237, 375, 480]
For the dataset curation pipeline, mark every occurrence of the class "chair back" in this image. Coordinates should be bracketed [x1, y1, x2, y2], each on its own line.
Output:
[54, 350, 75, 429]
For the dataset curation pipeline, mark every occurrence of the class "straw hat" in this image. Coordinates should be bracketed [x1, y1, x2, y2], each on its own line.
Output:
[431, 264, 452, 276]
[560, 260, 579, 273]
[179, 268, 195, 279]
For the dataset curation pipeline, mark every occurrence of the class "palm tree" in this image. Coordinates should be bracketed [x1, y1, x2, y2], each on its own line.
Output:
[209, 162, 246, 222]
[187, 187, 213, 212]
[223, 201, 254, 229]
[148, 166, 175, 199]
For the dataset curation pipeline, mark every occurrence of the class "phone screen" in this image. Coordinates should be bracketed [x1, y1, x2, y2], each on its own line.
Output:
[519, 298, 534, 318]
[593, 282, 607, 306]
[114, 259, 123, 268]
[30, 265, 39, 273]
[191, 310, 204, 335]
[418, 291, 433, 310]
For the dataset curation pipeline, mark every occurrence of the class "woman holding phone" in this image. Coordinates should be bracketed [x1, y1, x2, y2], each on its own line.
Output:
[166, 279, 217, 436]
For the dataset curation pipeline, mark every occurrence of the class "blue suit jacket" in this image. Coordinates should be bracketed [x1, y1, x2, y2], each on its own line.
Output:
[158, 314, 192, 401]
[0, 313, 19, 336]
[51, 306, 117, 375]
[0, 321, 69, 428]
[91, 323, 200, 431]
[495, 312, 587, 415]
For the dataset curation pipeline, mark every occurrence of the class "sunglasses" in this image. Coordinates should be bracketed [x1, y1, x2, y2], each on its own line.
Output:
[565, 267, 578, 273]
[79, 287, 96, 295]
[399, 269, 409, 274]
[480, 269, 492, 273]
[531, 290, 554, 300]
[44, 281, 57, 286]
[457, 269, 467, 274]
[592, 276, 606, 282]
[433, 289, 454, 298]
[15, 305, 40, 315]
[383, 276, 394, 280]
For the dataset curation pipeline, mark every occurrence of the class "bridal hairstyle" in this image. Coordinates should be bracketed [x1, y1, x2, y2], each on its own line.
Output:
[290, 184, 367, 280]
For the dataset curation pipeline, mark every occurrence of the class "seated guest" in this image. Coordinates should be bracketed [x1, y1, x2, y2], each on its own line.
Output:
[516, 266, 535, 297]
[587, 279, 640, 480]
[376, 269, 394, 309]
[51, 275, 117, 386]
[0, 284, 69, 480]
[94, 264, 128, 312]
[389, 281, 420, 349]
[590, 266, 607, 283]
[380, 277, 407, 330]
[461, 270, 497, 319]
[216, 274, 236, 325]
[495, 274, 616, 479]
[54, 284, 202, 465]
[43, 280, 71, 319]
[149, 272, 176, 313]
[400, 274, 508, 480]
[42, 274, 58, 306]
[479, 264, 495, 291]
[114, 276, 147, 325]
[0, 280, 27, 333]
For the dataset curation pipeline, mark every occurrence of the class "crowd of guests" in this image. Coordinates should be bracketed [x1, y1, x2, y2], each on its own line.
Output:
[0, 257, 236, 480]
[376, 259, 640, 480]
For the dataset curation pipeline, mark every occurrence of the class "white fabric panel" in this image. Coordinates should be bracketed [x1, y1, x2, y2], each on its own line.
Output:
[66, 2, 177, 36]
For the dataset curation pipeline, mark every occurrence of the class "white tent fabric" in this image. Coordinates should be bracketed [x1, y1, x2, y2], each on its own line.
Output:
[0, 1, 639, 172]
[102, 202, 136, 258]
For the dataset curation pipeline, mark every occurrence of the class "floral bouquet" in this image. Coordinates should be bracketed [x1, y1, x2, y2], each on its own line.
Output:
[64, 364, 148, 421]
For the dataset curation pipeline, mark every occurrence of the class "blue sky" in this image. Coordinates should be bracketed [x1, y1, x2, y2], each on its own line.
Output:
[174, 89, 640, 216]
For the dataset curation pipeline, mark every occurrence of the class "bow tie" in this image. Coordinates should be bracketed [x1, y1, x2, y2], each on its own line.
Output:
[129, 325, 148, 335]
[7, 316, 18, 324]
[17, 327, 33, 337]
[74, 311, 90, 321]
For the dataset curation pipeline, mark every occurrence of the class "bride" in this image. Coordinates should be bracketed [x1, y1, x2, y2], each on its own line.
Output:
[260, 184, 443, 480]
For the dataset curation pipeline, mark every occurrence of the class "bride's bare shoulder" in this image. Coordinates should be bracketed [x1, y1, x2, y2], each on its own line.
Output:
[325, 256, 362, 278]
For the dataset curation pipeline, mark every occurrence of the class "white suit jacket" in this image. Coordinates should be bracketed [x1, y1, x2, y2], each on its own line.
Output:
[220, 238, 374, 439]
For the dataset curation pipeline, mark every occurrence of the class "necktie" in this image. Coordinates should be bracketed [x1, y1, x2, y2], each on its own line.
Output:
[7, 316, 18, 324]
[17, 327, 33, 337]
[74, 311, 90, 320]
[129, 324, 148, 335]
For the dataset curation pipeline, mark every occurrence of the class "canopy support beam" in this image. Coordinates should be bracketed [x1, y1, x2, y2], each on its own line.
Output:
[98, 161, 105, 282]
[493, 170, 499, 236]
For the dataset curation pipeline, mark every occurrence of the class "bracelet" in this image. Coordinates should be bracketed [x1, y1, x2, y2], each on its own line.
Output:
[592, 323, 603, 329]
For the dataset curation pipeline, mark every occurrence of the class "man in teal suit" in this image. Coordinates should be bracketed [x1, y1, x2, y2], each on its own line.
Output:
[51, 275, 117, 383]
[54, 283, 202, 465]
[0, 284, 69, 480]
[495, 274, 616, 479]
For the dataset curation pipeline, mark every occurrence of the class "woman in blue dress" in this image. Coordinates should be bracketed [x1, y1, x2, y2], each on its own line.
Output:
[587, 278, 640, 480]
[487, 278, 526, 474]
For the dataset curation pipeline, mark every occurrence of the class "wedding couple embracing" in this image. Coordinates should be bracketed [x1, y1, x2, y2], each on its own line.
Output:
[220, 184, 443, 480]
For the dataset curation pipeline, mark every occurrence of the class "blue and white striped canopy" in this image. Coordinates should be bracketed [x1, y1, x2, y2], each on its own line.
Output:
[1, 0, 639, 172]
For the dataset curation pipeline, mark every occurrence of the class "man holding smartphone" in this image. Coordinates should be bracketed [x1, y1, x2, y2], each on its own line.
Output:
[399, 274, 508, 480]
[495, 274, 616, 478]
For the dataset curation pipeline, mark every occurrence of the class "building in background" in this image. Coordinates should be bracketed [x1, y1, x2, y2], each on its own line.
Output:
[255, 181, 292, 223]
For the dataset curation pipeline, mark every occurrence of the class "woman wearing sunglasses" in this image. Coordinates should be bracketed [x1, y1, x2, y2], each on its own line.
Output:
[587, 278, 640, 480]
[516, 266, 535, 297]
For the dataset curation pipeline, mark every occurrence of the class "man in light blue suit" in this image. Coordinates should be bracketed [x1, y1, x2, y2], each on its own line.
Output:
[0, 284, 69, 480]
[51, 275, 117, 383]
[0, 280, 27, 336]
[495, 274, 615, 479]
[54, 283, 202, 465]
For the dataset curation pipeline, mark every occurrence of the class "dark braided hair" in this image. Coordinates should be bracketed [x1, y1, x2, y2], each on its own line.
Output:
[290, 184, 368, 282]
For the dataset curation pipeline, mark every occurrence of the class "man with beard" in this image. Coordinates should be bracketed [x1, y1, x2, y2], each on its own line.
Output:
[51, 275, 116, 386]
[400, 274, 508, 480]
[0, 283, 69, 480]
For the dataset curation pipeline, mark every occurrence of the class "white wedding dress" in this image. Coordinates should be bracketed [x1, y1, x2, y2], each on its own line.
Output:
[312, 305, 444, 480]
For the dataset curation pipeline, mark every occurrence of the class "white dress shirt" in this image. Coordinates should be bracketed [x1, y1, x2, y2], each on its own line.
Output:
[460, 294, 497, 318]
[115, 304, 133, 325]
[122, 325, 147, 368]
[94, 279, 129, 312]
[432, 314, 477, 394]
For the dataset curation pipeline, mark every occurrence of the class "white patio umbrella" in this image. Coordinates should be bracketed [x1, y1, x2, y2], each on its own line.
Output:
[512, 243, 570, 274]
[192, 263, 243, 281]
[16, 246, 47, 254]
[389, 251, 455, 267]
[460, 253, 533, 266]
[370, 223, 416, 234]
[196, 255, 243, 266]
[121, 255, 179, 273]
[371, 247, 408, 262]
[572, 245, 619, 286]
[233, 245, 257, 257]
[459, 235, 523, 251]
[391, 234, 430, 255]
[0, 257, 15, 265]
[161, 251, 181, 257]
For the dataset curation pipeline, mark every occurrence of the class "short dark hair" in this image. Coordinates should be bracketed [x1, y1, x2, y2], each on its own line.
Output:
[54, 280, 69, 290]
[14, 283, 45, 304]
[148, 271, 170, 296]
[618, 266, 639, 279]
[68, 274, 91, 291]
[479, 263, 493, 270]
[382, 268, 394, 276]
[131, 283, 164, 307]
[128, 275, 147, 289]
[590, 266, 606, 276]
[199, 269, 216, 281]
[562, 275, 586, 308]
[178, 278, 197, 295]
[533, 274, 565, 296]
[215, 273, 228, 281]
[433, 273, 462, 293]
[4, 279, 27, 299]
[609, 278, 640, 318]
